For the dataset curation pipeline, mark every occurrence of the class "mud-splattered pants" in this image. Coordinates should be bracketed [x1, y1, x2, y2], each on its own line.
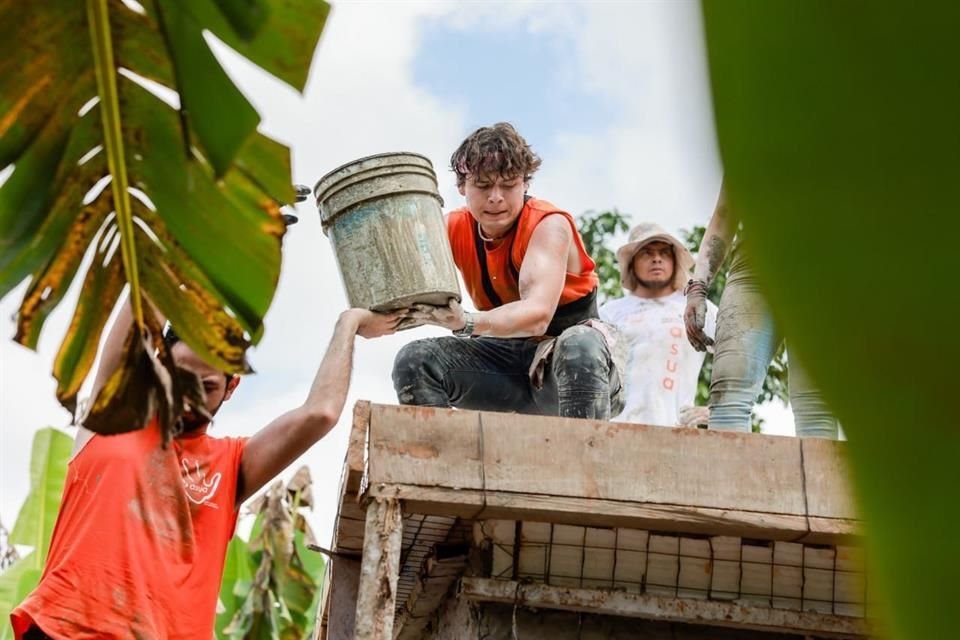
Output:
[392, 325, 624, 419]
[709, 257, 839, 438]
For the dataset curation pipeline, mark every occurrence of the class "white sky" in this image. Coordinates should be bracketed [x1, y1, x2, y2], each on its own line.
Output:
[0, 1, 796, 548]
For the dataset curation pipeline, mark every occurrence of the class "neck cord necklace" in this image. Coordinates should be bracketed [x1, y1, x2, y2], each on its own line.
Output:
[477, 222, 503, 243]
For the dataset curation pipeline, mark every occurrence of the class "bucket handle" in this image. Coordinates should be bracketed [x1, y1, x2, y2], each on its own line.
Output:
[281, 184, 312, 226]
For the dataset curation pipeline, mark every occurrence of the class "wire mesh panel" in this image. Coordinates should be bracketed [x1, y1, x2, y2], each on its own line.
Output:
[479, 519, 867, 618]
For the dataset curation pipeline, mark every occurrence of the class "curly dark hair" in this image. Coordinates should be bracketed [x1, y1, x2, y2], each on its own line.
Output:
[450, 122, 542, 187]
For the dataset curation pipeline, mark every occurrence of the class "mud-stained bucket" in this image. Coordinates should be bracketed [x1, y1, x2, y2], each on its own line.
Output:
[314, 152, 460, 312]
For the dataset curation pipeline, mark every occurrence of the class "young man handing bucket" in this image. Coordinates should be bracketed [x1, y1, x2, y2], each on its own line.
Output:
[392, 123, 623, 419]
[11, 300, 402, 640]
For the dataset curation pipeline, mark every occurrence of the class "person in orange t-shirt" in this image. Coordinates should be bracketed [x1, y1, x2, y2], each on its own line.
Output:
[10, 300, 402, 640]
[394, 123, 623, 419]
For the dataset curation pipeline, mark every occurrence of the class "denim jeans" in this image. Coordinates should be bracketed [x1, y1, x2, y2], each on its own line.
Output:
[708, 256, 839, 438]
[392, 325, 624, 419]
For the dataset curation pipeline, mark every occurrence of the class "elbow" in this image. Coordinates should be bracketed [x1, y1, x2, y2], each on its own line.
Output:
[302, 405, 339, 439]
[529, 308, 553, 336]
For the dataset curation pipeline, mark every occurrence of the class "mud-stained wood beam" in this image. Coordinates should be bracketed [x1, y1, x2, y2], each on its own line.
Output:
[367, 484, 857, 545]
[354, 497, 403, 640]
[459, 578, 869, 639]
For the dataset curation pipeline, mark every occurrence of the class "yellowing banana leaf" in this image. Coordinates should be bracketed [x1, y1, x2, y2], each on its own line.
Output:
[0, 0, 328, 438]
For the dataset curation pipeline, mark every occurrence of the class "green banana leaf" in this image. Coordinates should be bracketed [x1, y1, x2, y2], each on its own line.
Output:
[222, 467, 322, 640]
[0, 427, 73, 640]
[702, 2, 959, 638]
[0, 0, 329, 440]
[217, 534, 256, 637]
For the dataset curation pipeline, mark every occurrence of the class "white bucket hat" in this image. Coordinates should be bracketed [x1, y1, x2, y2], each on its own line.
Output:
[616, 222, 694, 293]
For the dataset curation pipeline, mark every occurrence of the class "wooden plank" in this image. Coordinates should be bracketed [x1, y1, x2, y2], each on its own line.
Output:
[678, 538, 711, 599]
[741, 541, 773, 605]
[614, 549, 647, 590]
[802, 438, 859, 521]
[355, 498, 403, 640]
[477, 411, 807, 515]
[803, 517, 862, 545]
[834, 545, 867, 617]
[772, 540, 803, 611]
[368, 404, 482, 490]
[647, 535, 680, 597]
[460, 578, 869, 638]
[362, 405, 859, 523]
[367, 484, 859, 544]
[347, 401, 372, 490]
[327, 557, 361, 640]
[617, 528, 650, 551]
[332, 402, 372, 555]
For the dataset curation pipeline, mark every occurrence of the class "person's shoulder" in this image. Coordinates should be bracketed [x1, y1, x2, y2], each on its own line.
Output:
[668, 290, 689, 306]
[446, 208, 473, 240]
[526, 197, 564, 213]
[599, 295, 632, 320]
[195, 432, 248, 453]
[447, 207, 472, 225]
[601, 295, 630, 312]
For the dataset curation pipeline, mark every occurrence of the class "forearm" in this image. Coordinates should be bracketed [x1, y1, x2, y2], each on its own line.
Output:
[237, 312, 361, 502]
[237, 308, 401, 503]
[470, 299, 553, 338]
[302, 311, 360, 425]
[90, 295, 166, 400]
[692, 186, 736, 286]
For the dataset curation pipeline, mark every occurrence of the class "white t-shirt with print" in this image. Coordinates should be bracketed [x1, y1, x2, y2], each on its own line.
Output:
[599, 290, 718, 427]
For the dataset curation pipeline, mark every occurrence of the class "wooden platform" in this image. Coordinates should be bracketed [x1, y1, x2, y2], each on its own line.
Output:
[315, 402, 867, 640]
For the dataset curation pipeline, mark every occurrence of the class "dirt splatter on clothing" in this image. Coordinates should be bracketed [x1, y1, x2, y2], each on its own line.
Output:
[11, 419, 246, 639]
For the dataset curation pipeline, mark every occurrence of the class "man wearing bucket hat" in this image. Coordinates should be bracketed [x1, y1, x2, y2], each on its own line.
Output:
[393, 123, 623, 420]
[599, 223, 717, 427]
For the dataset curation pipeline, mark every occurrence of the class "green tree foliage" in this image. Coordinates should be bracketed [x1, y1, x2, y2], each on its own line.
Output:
[0, 1, 328, 442]
[702, 2, 959, 636]
[577, 209, 630, 303]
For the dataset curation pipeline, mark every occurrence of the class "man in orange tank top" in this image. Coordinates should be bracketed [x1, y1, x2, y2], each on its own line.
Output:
[10, 300, 402, 640]
[394, 123, 623, 419]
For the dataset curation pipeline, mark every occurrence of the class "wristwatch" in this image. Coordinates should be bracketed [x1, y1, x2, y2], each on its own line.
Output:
[453, 312, 476, 337]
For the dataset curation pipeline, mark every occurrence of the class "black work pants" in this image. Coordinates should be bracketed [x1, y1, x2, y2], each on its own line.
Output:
[392, 325, 623, 420]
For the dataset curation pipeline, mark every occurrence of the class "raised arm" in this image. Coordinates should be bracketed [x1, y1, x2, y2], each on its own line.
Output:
[89, 296, 165, 402]
[409, 214, 572, 338]
[236, 308, 402, 503]
[684, 183, 736, 351]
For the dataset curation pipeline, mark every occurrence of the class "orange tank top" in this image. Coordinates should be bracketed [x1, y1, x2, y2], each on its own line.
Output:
[447, 197, 598, 316]
[11, 420, 246, 640]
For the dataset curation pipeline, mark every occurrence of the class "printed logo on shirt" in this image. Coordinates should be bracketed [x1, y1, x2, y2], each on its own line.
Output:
[181, 459, 222, 507]
[663, 325, 684, 391]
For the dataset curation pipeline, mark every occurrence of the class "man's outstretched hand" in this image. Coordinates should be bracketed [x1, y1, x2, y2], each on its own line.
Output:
[406, 299, 467, 332]
[683, 279, 713, 352]
[341, 308, 407, 339]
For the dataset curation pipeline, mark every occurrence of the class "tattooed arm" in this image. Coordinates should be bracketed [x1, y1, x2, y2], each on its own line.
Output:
[684, 183, 736, 351]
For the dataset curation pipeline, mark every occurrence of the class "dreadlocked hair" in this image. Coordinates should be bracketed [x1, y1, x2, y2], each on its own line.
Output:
[450, 122, 542, 187]
[162, 324, 236, 382]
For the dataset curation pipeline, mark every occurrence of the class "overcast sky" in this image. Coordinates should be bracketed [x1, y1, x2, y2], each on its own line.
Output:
[0, 1, 795, 546]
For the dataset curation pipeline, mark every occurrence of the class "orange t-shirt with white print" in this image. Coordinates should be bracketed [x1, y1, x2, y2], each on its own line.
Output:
[10, 419, 247, 640]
